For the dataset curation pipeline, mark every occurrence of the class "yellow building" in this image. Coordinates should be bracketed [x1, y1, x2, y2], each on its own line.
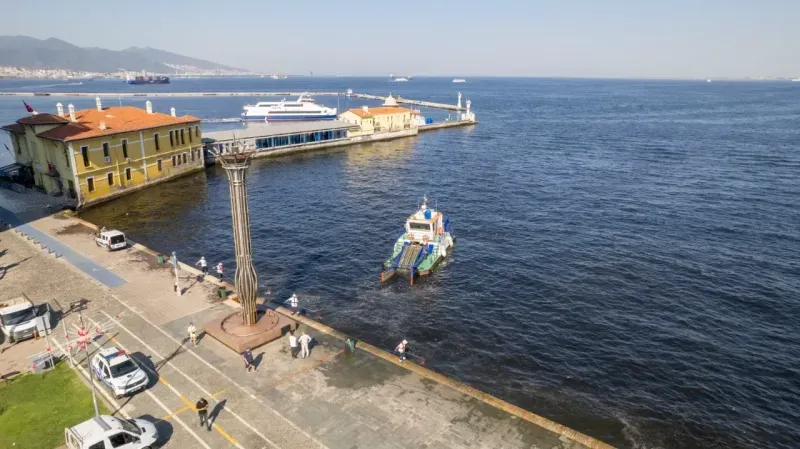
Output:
[338, 106, 417, 137]
[2, 99, 203, 208]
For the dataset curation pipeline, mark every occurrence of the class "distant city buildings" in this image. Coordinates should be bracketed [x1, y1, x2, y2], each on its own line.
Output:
[0, 66, 258, 79]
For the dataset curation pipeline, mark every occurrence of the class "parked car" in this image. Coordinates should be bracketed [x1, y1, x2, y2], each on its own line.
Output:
[95, 229, 127, 251]
[91, 347, 148, 398]
[0, 294, 51, 343]
[65, 415, 158, 449]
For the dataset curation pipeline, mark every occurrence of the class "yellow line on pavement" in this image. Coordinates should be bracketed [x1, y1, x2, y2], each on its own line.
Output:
[213, 424, 238, 445]
[211, 388, 227, 398]
[161, 406, 191, 421]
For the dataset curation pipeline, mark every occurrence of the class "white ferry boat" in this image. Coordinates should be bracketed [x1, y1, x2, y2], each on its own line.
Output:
[241, 93, 337, 121]
[452, 78, 467, 83]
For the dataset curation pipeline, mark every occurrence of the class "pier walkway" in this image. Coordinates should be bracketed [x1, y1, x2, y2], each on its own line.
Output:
[0, 204, 612, 449]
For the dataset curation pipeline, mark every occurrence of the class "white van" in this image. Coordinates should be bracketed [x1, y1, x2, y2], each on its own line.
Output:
[65, 415, 158, 449]
[95, 230, 127, 251]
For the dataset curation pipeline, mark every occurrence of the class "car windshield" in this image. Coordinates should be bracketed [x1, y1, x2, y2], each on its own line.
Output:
[110, 360, 138, 377]
[109, 235, 125, 244]
[0, 307, 36, 326]
[120, 419, 141, 435]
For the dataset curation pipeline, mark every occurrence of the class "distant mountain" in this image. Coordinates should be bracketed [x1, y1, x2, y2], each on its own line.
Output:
[0, 36, 244, 73]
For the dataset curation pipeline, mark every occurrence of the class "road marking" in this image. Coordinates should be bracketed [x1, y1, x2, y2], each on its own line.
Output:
[105, 300, 330, 449]
[162, 389, 229, 421]
[94, 315, 266, 449]
[72, 324, 213, 449]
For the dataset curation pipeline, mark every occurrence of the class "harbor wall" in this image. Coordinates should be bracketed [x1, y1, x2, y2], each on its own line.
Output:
[419, 120, 478, 132]
[77, 164, 204, 210]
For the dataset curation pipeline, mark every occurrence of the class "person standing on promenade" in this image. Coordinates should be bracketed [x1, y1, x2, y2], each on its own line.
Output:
[395, 339, 408, 363]
[216, 262, 224, 282]
[196, 397, 209, 428]
[298, 331, 312, 359]
[285, 293, 299, 315]
[195, 256, 208, 277]
[288, 330, 299, 358]
[242, 348, 255, 372]
[187, 322, 197, 346]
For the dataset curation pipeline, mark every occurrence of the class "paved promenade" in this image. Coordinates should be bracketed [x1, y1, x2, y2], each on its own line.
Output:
[0, 208, 611, 449]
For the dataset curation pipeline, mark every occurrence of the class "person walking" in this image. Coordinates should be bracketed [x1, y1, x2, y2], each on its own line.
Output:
[196, 397, 209, 428]
[187, 322, 197, 346]
[288, 331, 299, 358]
[298, 331, 312, 359]
[195, 256, 208, 276]
[242, 348, 255, 372]
[285, 293, 299, 315]
[395, 339, 408, 363]
[215, 262, 224, 282]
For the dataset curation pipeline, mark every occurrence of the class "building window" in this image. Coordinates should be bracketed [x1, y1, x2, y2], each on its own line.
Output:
[181, 129, 186, 145]
[121, 139, 128, 159]
[195, 126, 199, 138]
[191, 149, 195, 162]
[154, 133, 160, 150]
[125, 167, 131, 181]
[107, 172, 114, 186]
[87, 177, 95, 192]
[102, 142, 109, 158]
[64, 149, 70, 166]
[188, 127, 193, 143]
[81, 146, 89, 167]
[169, 130, 174, 147]
[157, 159, 162, 172]
[182, 153, 187, 164]
[172, 155, 177, 167]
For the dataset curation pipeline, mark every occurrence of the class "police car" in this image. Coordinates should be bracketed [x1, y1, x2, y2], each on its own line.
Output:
[91, 347, 149, 398]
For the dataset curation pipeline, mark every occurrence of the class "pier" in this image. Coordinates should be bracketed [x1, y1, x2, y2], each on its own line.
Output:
[0, 198, 617, 449]
[0, 91, 461, 111]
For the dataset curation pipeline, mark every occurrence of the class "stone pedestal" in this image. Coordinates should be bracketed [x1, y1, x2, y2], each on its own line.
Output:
[204, 304, 297, 352]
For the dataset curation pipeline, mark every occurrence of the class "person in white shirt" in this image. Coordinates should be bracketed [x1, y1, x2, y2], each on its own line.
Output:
[187, 322, 197, 346]
[288, 331, 299, 358]
[195, 256, 208, 275]
[285, 293, 299, 315]
[215, 263, 224, 282]
[298, 331, 312, 359]
[395, 339, 408, 363]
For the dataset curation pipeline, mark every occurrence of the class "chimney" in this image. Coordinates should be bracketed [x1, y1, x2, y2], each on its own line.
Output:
[68, 104, 76, 121]
[95, 96, 102, 111]
[145, 100, 153, 114]
[56, 103, 64, 116]
[99, 121, 107, 130]
[170, 107, 176, 117]
[362, 105, 369, 113]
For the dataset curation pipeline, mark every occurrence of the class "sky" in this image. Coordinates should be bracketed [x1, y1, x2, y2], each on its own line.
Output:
[3, 0, 799, 78]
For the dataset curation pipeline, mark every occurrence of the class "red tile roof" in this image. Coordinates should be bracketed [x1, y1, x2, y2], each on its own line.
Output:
[1, 123, 25, 133]
[16, 113, 70, 126]
[345, 106, 413, 118]
[35, 106, 200, 142]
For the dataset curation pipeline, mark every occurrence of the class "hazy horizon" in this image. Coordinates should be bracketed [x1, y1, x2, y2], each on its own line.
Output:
[4, 0, 800, 78]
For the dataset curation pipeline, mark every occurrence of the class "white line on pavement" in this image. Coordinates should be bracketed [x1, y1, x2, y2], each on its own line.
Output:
[74, 323, 214, 449]
[106, 296, 330, 449]
[94, 314, 273, 449]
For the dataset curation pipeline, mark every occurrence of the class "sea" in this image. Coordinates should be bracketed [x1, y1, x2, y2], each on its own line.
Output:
[1, 77, 798, 449]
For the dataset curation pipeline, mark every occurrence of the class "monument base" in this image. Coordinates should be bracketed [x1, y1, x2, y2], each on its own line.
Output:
[204, 305, 297, 353]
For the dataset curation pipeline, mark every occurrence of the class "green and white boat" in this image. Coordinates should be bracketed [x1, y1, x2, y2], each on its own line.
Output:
[380, 196, 455, 285]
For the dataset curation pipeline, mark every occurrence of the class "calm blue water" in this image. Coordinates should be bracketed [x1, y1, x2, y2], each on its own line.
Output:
[3, 78, 799, 449]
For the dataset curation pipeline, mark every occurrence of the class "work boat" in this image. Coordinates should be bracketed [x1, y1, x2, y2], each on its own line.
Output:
[380, 197, 455, 285]
[241, 93, 337, 121]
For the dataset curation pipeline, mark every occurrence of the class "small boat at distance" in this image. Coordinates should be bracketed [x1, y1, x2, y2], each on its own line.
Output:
[380, 196, 455, 285]
[452, 78, 467, 83]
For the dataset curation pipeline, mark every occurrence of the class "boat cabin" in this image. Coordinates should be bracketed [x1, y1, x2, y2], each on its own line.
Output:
[405, 202, 444, 243]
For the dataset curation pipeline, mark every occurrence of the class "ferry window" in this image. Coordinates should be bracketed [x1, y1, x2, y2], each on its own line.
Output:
[87, 177, 95, 192]
[169, 130, 174, 147]
[102, 142, 109, 158]
[180, 129, 185, 145]
[154, 133, 160, 150]
[188, 127, 193, 143]
[125, 167, 131, 181]
[157, 159, 162, 172]
[121, 139, 128, 159]
[409, 222, 431, 231]
[107, 172, 114, 186]
[81, 146, 89, 167]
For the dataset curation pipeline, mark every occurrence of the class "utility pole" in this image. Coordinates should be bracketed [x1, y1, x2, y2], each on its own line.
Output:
[78, 312, 100, 417]
[171, 251, 182, 296]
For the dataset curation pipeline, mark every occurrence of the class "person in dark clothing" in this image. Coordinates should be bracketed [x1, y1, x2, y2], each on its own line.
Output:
[196, 398, 209, 428]
[242, 348, 255, 372]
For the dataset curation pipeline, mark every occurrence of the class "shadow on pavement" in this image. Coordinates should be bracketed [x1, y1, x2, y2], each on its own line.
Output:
[137, 413, 173, 447]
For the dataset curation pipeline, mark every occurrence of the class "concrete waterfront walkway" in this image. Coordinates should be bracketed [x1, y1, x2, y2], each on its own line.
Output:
[0, 211, 612, 449]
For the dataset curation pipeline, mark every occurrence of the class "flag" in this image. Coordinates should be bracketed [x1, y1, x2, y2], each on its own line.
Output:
[22, 100, 36, 114]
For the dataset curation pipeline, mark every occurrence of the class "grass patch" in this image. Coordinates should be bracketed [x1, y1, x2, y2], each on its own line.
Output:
[0, 362, 109, 449]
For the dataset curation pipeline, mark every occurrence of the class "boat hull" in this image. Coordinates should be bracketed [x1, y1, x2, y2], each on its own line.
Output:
[241, 114, 338, 122]
[380, 233, 455, 284]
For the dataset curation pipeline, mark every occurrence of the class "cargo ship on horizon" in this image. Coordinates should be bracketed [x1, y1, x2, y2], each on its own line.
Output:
[125, 71, 170, 85]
